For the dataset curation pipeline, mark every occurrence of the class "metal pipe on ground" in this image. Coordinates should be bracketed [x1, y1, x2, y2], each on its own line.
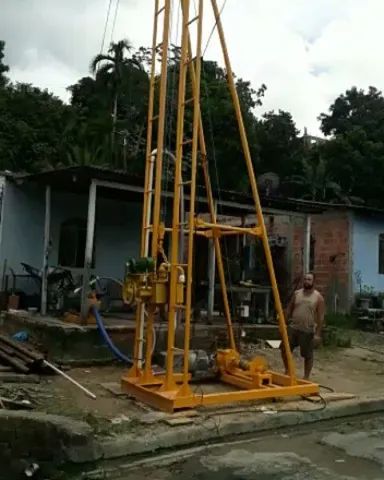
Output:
[0, 335, 96, 399]
[43, 360, 96, 400]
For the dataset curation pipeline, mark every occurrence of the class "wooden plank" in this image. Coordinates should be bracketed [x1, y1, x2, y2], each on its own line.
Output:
[0, 335, 43, 361]
[0, 372, 40, 383]
[100, 382, 128, 397]
[0, 348, 29, 373]
[164, 417, 195, 426]
[0, 365, 12, 372]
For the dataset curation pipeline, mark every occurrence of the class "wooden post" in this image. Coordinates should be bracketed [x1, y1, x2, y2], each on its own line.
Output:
[81, 181, 97, 320]
[41, 185, 51, 316]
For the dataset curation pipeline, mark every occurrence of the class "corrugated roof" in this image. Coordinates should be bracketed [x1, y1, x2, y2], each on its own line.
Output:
[7, 165, 384, 216]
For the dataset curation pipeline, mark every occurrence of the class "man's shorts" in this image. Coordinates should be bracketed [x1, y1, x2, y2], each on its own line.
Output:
[282, 328, 314, 360]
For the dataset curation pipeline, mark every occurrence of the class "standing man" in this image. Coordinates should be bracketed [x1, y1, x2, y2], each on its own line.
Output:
[281, 272, 325, 379]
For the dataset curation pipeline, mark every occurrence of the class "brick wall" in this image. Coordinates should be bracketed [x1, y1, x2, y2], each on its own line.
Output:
[291, 211, 351, 312]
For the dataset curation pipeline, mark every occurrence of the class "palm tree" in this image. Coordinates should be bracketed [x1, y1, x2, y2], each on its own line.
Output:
[286, 156, 342, 202]
[90, 39, 141, 164]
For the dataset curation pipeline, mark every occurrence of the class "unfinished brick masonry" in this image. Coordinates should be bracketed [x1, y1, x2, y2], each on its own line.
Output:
[291, 211, 351, 312]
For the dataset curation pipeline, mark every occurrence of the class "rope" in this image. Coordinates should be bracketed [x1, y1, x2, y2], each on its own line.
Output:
[203, 0, 228, 58]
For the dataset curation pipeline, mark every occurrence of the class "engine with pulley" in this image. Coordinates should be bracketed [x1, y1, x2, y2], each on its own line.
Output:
[122, 255, 185, 308]
[156, 346, 270, 385]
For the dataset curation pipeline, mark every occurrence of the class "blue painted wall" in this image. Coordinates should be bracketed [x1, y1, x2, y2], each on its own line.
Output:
[352, 213, 384, 293]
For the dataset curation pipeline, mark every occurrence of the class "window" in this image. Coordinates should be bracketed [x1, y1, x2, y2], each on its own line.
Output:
[58, 218, 94, 268]
[379, 234, 384, 274]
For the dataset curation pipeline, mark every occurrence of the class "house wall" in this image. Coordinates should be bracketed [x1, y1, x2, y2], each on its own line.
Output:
[351, 213, 384, 293]
[0, 181, 142, 288]
[48, 190, 142, 281]
[291, 211, 351, 313]
[0, 181, 45, 275]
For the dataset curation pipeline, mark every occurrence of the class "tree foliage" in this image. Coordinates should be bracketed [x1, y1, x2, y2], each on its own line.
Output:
[0, 41, 9, 87]
[0, 83, 71, 172]
[3, 37, 384, 208]
[256, 110, 303, 178]
[319, 86, 384, 206]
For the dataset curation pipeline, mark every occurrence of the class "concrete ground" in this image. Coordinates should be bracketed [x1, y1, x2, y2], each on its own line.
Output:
[120, 413, 384, 480]
[3, 331, 384, 479]
[2, 336, 383, 436]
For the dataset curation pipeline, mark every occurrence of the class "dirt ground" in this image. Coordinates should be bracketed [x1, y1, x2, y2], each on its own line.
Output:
[2, 333, 384, 435]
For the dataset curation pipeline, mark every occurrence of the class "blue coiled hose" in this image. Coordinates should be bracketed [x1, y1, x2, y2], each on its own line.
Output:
[92, 305, 133, 364]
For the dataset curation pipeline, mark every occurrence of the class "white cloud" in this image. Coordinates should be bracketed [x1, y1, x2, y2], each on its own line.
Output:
[2, 0, 384, 135]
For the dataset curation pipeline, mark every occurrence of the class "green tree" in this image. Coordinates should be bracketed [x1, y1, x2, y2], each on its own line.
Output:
[0, 83, 71, 172]
[285, 153, 341, 201]
[320, 86, 384, 137]
[256, 110, 304, 178]
[160, 50, 264, 192]
[90, 40, 146, 167]
[200, 61, 263, 192]
[0, 41, 9, 87]
[319, 86, 384, 206]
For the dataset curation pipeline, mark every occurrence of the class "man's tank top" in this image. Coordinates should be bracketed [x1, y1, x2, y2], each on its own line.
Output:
[290, 288, 321, 333]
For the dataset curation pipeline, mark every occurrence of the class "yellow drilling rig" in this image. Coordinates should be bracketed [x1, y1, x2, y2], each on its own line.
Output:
[120, 0, 319, 412]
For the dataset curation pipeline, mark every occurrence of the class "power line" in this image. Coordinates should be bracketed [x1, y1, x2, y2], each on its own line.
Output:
[110, 0, 121, 44]
[100, 0, 113, 55]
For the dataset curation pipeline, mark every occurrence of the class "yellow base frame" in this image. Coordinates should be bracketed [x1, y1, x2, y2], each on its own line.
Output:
[121, 372, 319, 413]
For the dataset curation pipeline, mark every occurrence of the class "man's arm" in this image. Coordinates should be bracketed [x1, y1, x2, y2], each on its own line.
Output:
[315, 294, 325, 337]
[285, 294, 295, 323]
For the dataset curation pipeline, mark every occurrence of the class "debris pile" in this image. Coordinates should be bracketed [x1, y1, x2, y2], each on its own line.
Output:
[0, 334, 97, 401]
[0, 334, 45, 374]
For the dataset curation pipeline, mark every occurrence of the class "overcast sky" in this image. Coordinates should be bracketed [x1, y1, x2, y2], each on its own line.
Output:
[1, 0, 384, 135]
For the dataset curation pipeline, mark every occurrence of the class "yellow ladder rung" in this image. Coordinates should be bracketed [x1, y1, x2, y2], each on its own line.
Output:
[181, 138, 193, 146]
[179, 180, 192, 186]
[187, 15, 199, 25]
[175, 304, 186, 310]
[183, 97, 195, 106]
[185, 56, 197, 65]
[156, 5, 165, 16]
[150, 115, 159, 122]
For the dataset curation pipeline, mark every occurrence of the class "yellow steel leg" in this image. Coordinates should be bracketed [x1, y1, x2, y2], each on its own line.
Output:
[186, 26, 236, 352]
[163, 0, 191, 391]
[180, 0, 203, 395]
[126, 0, 171, 380]
[210, 0, 296, 383]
